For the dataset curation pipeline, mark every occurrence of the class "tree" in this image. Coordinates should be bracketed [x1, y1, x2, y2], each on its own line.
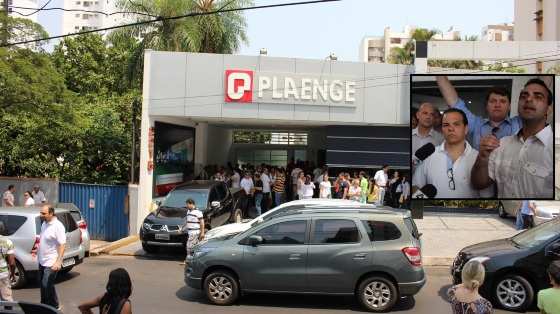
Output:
[0, 15, 49, 51]
[546, 63, 560, 74]
[108, 0, 252, 87]
[389, 28, 438, 65]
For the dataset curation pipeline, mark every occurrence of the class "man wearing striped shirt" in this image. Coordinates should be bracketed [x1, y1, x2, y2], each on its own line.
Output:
[182, 198, 204, 264]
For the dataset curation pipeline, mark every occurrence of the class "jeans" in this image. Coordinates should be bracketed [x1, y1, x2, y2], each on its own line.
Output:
[39, 264, 59, 309]
[377, 187, 386, 206]
[262, 193, 270, 213]
[274, 192, 284, 207]
[255, 193, 263, 216]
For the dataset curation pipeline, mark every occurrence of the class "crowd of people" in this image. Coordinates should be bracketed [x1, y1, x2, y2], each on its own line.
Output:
[197, 160, 411, 211]
[1, 184, 47, 207]
[412, 76, 554, 199]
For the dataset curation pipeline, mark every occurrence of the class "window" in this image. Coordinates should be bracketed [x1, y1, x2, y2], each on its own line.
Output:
[361, 221, 401, 241]
[82, 14, 89, 19]
[254, 220, 307, 245]
[76, 1, 81, 4]
[83, 1, 90, 7]
[208, 188, 219, 203]
[237, 150, 288, 167]
[311, 219, 360, 244]
[75, 14, 80, 18]
[0, 215, 27, 236]
[233, 131, 307, 145]
[390, 38, 401, 44]
[403, 217, 420, 239]
[55, 213, 77, 232]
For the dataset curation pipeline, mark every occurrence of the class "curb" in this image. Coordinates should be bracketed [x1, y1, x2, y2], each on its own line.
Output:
[90, 236, 139, 256]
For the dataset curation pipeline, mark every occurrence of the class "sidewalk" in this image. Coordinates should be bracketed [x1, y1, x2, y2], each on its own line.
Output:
[417, 212, 518, 266]
[98, 211, 520, 266]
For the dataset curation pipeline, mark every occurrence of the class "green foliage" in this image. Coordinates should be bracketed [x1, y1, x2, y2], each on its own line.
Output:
[484, 63, 526, 73]
[0, 15, 49, 51]
[546, 63, 560, 74]
[427, 200, 499, 209]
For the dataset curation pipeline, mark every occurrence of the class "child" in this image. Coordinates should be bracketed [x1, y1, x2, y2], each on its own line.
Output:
[538, 260, 560, 314]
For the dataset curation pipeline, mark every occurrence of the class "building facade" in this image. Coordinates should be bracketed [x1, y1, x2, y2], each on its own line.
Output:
[61, 0, 130, 34]
[360, 25, 461, 63]
[5, 0, 40, 23]
[514, 0, 560, 72]
[134, 51, 412, 233]
[481, 23, 514, 42]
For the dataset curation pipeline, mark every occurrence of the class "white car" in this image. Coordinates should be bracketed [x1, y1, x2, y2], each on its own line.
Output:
[204, 199, 364, 240]
[533, 201, 560, 225]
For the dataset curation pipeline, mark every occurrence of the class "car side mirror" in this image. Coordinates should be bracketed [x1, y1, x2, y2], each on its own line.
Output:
[211, 201, 220, 208]
[248, 235, 263, 246]
[545, 242, 560, 258]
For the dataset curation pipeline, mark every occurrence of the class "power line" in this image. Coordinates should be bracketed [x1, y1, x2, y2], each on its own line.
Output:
[8, 5, 158, 18]
[1, 0, 341, 47]
[18, 0, 52, 17]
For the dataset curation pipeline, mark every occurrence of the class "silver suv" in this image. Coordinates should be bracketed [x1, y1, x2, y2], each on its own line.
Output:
[185, 206, 425, 312]
[0, 207, 86, 288]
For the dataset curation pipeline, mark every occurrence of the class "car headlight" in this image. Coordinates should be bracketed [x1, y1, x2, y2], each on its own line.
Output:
[193, 246, 216, 258]
[143, 223, 152, 230]
[469, 256, 490, 264]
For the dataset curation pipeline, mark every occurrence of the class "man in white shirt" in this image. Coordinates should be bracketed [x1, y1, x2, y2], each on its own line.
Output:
[260, 168, 272, 212]
[37, 205, 66, 311]
[240, 172, 254, 196]
[413, 108, 489, 198]
[182, 198, 204, 265]
[472, 79, 554, 198]
[32, 185, 47, 204]
[373, 165, 389, 205]
[412, 102, 444, 171]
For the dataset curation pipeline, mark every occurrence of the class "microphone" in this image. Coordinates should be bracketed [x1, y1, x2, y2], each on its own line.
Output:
[412, 184, 437, 199]
[414, 143, 435, 161]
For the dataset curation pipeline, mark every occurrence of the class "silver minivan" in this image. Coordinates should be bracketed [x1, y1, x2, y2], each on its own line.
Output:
[0, 207, 86, 288]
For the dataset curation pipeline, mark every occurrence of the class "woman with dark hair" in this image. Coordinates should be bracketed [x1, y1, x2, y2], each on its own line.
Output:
[78, 268, 132, 314]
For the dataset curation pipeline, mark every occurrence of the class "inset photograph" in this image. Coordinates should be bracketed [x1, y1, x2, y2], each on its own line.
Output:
[411, 74, 555, 199]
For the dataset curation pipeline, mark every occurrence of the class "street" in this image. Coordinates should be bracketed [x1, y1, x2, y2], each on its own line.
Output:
[13, 254, 538, 314]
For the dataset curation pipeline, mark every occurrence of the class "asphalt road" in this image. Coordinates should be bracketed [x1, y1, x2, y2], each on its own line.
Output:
[13, 253, 538, 314]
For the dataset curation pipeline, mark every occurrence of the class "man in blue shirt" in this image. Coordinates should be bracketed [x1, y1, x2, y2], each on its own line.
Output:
[436, 76, 522, 151]
[519, 200, 536, 229]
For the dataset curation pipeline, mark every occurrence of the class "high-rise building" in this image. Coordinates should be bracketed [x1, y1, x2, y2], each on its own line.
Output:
[360, 25, 461, 63]
[481, 23, 514, 41]
[62, 0, 131, 34]
[514, 0, 560, 72]
[4, 0, 41, 24]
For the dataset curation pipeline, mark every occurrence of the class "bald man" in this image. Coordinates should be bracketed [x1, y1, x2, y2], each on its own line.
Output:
[412, 102, 444, 170]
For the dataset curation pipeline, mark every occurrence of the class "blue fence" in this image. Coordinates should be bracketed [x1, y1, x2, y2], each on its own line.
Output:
[59, 182, 129, 241]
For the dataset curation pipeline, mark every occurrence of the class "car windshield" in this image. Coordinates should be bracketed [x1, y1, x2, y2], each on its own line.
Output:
[161, 189, 208, 210]
[249, 206, 297, 227]
[511, 219, 559, 248]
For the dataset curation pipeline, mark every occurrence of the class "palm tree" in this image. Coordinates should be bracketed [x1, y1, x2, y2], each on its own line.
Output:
[389, 28, 438, 65]
[108, 0, 252, 86]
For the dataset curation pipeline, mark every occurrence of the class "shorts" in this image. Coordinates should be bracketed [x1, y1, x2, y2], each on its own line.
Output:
[0, 277, 13, 301]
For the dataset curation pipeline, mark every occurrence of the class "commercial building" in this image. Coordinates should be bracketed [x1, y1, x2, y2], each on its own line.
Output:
[360, 25, 460, 63]
[133, 51, 412, 233]
[514, 0, 560, 72]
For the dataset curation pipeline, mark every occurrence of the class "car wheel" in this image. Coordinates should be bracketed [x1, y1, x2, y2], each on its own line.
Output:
[11, 261, 26, 289]
[204, 270, 239, 306]
[142, 242, 159, 254]
[357, 276, 398, 312]
[493, 274, 534, 312]
[231, 209, 243, 223]
[498, 203, 507, 218]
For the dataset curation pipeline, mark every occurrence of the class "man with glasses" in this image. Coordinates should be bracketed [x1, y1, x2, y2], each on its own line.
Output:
[436, 76, 521, 151]
[472, 79, 553, 198]
[412, 108, 490, 198]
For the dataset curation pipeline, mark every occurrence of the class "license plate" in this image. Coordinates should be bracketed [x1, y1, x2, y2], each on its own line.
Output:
[155, 233, 170, 240]
[62, 258, 75, 268]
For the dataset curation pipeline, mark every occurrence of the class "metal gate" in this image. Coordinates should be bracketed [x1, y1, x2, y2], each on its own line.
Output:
[59, 182, 129, 241]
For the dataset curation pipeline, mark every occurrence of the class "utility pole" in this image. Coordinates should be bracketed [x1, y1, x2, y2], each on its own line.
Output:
[130, 99, 139, 183]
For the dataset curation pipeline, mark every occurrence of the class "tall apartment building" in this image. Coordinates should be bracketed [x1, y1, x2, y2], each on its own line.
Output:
[62, 0, 130, 34]
[4, 0, 40, 23]
[360, 25, 461, 63]
[481, 23, 514, 41]
[514, 0, 560, 72]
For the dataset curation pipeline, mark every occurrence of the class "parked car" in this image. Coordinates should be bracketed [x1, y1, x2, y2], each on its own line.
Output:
[204, 199, 362, 240]
[56, 203, 90, 256]
[140, 180, 247, 253]
[451, 218, 560, 311]
[185, 206, 425, 312]
[0, 207, 86, 288]
[498, 201, 559, 225]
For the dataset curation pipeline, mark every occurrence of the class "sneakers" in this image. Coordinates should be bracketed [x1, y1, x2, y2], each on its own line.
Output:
[179, 261, 187, 265]
[56, 305, 63, 313]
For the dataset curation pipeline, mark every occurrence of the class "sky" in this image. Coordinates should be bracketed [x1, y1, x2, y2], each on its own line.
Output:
[38, 0, 514, 61]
